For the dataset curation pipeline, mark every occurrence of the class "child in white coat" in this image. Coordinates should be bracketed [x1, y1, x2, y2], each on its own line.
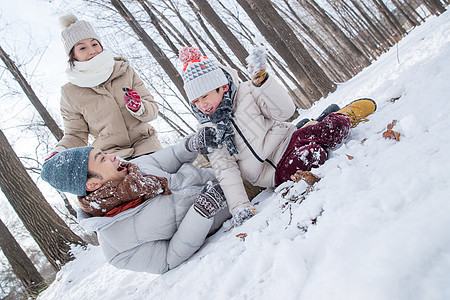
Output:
[179, 46, 377, 226]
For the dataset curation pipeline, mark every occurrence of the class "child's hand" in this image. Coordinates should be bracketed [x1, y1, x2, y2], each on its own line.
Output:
[194, 181, 227, 219]
[246, 43, 268, 87]
[186, 127, 219, 154]
[251, 66, 268, 87]
[123, 88, 142, 112]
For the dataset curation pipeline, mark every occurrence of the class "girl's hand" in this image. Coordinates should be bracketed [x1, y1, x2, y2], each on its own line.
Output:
[123, 88, 142, 112]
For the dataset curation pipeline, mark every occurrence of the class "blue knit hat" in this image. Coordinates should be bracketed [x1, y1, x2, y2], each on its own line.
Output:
[41, 147, 93, 196]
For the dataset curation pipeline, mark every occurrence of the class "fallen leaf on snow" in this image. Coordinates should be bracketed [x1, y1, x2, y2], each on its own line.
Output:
[236, 233, 247, 241]
[290, 171, 321, 185]
[383, 120, 400, 141]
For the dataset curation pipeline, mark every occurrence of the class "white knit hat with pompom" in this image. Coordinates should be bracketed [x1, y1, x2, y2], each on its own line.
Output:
[59, 14, 101, 55]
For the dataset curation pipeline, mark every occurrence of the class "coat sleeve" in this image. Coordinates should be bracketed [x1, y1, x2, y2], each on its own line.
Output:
[108, 206, 213, 274]
[207, 147, 251, 215]
[53, 87, 89, 152]
[130, 139, 197, 174]
[128, 67, 159, 123]
[250, 75, 296, 122]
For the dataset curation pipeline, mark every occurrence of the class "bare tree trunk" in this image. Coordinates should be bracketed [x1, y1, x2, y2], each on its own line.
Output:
[282, 0, 352, 80]
[192, 0, 250, 67]
[392, 0, 420, 28]
[237, 0, 335, 101]
[349, 0, 394, 50]
[143, 0, 192, 47]
[137, 0, 179, 56]
[186, 0, 248, 82]
[325, 0, 380, 61]
[0, 219, 46, 298]
[0, 45, 63, 141]
[0, 44, 79, 219]
[111, 0, 189, 103]
[361, 0, 397, 43]
[371, 0, 407, 37]
[422, 0, 447, 15]
[214, 1, 308, 106]
[299, 0, 371, 69]
[402, 0, 426, 23]
[0, 129, 86, 271]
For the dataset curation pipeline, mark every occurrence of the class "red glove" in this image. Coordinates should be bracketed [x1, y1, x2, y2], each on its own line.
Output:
[123, 88, 142, 112]
[45, 151, 58, 162]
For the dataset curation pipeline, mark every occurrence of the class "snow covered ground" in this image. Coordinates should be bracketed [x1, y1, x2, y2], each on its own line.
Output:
[38, 10, 450, 300]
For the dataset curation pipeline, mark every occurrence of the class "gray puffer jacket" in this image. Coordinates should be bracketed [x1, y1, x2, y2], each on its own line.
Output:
[78, 141, 230, 274]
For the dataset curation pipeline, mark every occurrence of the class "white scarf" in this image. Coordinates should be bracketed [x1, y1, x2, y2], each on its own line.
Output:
[65, 50, 115, 88]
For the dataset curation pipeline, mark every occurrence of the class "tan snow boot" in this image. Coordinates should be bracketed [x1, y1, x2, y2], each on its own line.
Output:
[336, 98, 377, 127]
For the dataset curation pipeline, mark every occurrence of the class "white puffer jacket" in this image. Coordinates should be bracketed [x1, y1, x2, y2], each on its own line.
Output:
[78, 141, 230, 274]
[201, 66, 297, 215]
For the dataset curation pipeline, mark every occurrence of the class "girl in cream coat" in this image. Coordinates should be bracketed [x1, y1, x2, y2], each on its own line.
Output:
[49, 14, 161, 160]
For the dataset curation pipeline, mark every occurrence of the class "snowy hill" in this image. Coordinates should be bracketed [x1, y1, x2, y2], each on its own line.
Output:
[38, 11, 450, 300]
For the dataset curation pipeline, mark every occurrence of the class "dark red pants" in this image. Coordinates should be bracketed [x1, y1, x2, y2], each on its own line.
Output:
[274, 113, 351, 185]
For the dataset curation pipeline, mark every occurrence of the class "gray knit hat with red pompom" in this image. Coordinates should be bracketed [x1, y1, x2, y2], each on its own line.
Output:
[59, 14, 101, 55]
[41, 147, 93, 197]
[179, 47, 228, 102]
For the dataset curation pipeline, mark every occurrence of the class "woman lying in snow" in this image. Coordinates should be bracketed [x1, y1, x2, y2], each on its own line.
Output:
[41, 139, 230, 274]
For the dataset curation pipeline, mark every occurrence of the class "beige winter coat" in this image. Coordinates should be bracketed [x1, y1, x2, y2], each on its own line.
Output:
[201, 66, 297, 215]
[54, 57, 161, 159]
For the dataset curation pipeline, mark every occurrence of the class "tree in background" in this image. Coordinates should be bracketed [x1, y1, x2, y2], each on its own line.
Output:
[0, 45, 63, 142]
[0, 129, 86, 271]
[0, 218, 46, 298]
[236, 0, 336, 102]
[1, 0, 447, 288]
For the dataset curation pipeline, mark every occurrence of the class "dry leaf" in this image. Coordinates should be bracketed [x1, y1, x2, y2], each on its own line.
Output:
[290, 171, 321, 185]
[383, 120, 400, 141]
[346, 154, 355, 160]
[387, 120, 398, 130]
[236, 233, 247, 241]
[383, 129, 400, 141]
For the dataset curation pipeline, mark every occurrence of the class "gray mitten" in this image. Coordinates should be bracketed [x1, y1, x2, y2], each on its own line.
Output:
[186, 127, 218, 154]
[194, 181, 227, 219]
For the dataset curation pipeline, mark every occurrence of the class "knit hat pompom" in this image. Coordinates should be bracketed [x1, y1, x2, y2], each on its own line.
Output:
[179, 46, 228, 101]
[179, 47, 203, 65]
[59, 14, 100, 55]
[59, 13, 78, 29]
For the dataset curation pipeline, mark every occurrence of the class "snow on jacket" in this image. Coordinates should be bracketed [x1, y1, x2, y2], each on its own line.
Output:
[78, 141, 231, 274]
[201, 66, 297, 215]
[54, 57, 162, 159]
